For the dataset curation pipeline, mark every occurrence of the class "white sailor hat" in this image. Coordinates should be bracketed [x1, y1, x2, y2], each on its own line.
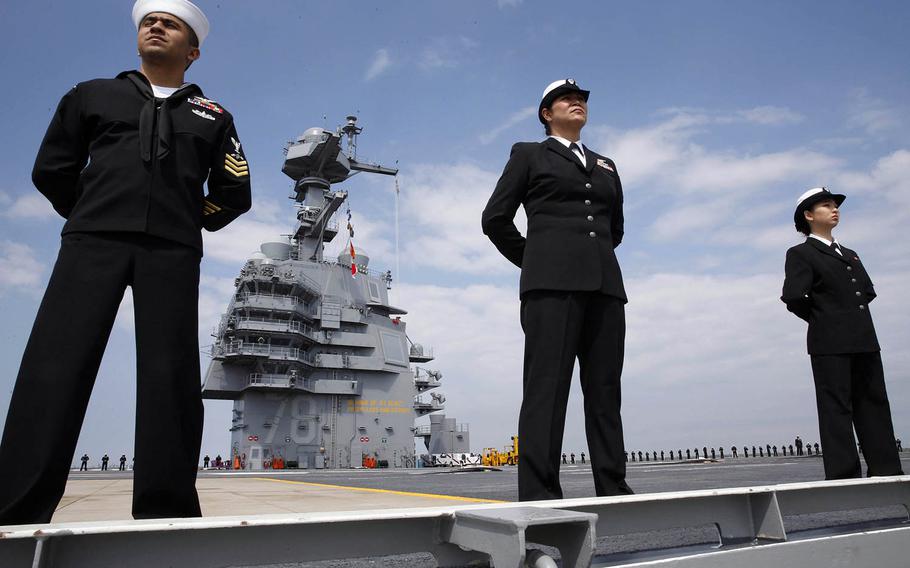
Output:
[539, 79, 590, 124]
[132, 0, 209, 46]
[794, 187, 846, 225]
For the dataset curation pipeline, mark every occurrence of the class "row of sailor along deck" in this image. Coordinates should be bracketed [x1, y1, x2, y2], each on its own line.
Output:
[3, 476, 908, 567]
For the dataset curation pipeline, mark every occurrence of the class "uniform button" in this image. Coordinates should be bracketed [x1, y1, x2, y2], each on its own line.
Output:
[846, 266, 853, 271]
[851, 278, 857, 283]
[585, 183, 592, 189]
[587, 215, 594, 221]
[584, 199, 591, 205]
[855, 291, 862, 297]
[589, 232, 596, 238]
[859, 304, 866, 310]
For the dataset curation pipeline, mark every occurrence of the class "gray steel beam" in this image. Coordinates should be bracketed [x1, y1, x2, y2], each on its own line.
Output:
[1, 476, 907, 568]
[600, 525, 910, 568]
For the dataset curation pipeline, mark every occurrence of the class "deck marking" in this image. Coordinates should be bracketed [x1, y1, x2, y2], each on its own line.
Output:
[252, 477, 506, 504]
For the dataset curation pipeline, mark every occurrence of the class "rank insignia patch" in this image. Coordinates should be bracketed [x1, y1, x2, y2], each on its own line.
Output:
[596, 158, 614, 172]
[224, 153, 249, 177]
[188, 96, 223, 114]
[192, 108, 215, 121]
[202, 199, 222, 216]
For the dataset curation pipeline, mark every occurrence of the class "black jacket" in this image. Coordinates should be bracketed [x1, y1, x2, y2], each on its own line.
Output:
[32, 70, 251, 251]
[781, 238, 879, 355]
[481, 138, 626, 301]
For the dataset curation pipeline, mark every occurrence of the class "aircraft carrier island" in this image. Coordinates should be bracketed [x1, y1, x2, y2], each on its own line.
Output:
[202, 117, 469, 470]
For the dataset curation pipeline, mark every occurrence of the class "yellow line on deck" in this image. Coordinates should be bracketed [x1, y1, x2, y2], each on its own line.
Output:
[252, 477, 506, 504]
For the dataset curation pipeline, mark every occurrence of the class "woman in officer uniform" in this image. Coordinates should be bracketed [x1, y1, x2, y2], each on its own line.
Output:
[482, 79, 633, 500]
[781, 187, 903, 479]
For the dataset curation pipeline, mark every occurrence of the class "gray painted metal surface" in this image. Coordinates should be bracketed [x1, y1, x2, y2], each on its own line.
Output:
[202, 118, 469, 470]
[3, 476, 908, 567]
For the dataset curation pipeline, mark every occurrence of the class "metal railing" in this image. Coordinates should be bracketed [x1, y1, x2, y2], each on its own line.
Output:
[233, 318, 318, 340]
[409, 346, 434, 359]
[247, 373, 297, 389]
[219, 342, 315, 365]
[3, 476, 909, 567]
[236, 267, 321, 296]
[234, 292, 300, 310]
[413, 396, 445, 411]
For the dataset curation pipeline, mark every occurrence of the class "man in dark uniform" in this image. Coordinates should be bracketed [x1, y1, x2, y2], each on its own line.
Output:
[101, 454, 110, 471]
[0, 0, 251, 525]
[782, 187, 903, 480]
[482, 79, 631, 501]
[79, 454, 89, 472]
[120, 454, 128, 471]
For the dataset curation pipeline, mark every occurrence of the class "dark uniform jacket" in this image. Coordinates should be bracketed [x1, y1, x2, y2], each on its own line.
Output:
[781, 238, 879, 355]
[481, 138, 626, 301]
[32, 70, 251, 252]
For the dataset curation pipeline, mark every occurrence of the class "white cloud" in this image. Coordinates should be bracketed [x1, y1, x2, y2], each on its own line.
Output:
[591, 108, 827, 191]
[677, 149, 839, 194]
[734, 106, 805, 126]
[654, 106, 805, 127]
[847, 88, 903, 136]
[364, 48, 392, 81]
[0, 241, 46, 289]
[2, 192, 57, 220]
[586, 108, 843, 242]
[478, 106, 537, 145]
[397, 162, 525, 275]
[202, 195, 292, 265]
[396, 282, 524, 451]
[834, 149, 910, 202]
[324, 209, 395, 269]
[199, 274, 240, 340]
[419, 37, 478, 71]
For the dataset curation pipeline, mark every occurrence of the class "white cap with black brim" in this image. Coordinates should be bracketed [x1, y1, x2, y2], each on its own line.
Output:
[538, 79, 590, 124]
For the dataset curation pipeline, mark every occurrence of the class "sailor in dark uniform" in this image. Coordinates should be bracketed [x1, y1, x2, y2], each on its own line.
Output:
[0, 0, 251, 525]
[782, 187, 903, 480]
[482, 79, 632, 500]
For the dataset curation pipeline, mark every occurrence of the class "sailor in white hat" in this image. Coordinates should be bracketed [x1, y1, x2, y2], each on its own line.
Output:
[782, 187, 903, 480]
[483, 79, 633, 500]
[133, 0, 209, 80]
[0, 0, 251, 525]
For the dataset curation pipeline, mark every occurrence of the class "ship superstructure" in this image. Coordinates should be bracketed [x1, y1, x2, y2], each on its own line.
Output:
[202, 117, 467, 469]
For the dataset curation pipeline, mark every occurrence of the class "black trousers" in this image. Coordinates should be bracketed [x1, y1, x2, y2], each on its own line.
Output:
[810, 352, 903, 479]
[518, 290, 632, 500]
[0, 232, 204, 524]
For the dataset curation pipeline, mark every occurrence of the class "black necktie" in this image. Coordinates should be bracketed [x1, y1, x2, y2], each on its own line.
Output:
[569, 142, 583, 162]
[830, 242, 842, 256]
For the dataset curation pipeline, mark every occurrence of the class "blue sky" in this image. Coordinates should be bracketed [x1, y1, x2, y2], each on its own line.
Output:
[1, 0, 908, 466]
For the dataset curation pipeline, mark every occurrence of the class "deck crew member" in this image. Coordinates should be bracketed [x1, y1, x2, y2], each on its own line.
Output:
[0, 0, 251, 525]
[781, 187, 903, 480]
[482, 79, 632, 500]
